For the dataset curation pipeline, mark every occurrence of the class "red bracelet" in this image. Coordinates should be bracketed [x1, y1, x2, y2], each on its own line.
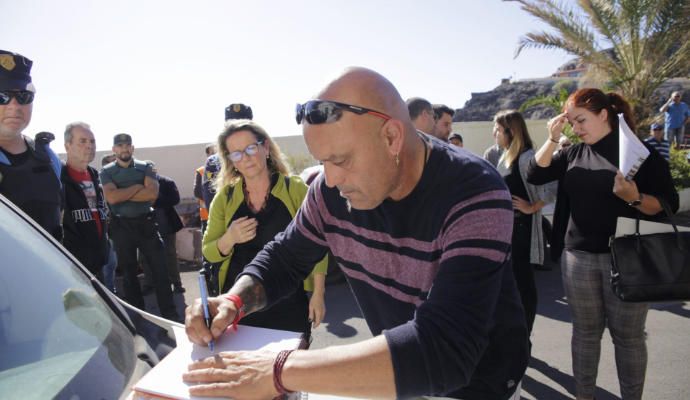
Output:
[273, 349, 295, 395]
[223, 294, 245, 331]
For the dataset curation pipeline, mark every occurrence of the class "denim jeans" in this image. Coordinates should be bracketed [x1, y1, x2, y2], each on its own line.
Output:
[665, 126, 685, 145]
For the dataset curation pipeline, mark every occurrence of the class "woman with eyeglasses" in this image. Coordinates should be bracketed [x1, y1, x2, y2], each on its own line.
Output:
[202, 119, 328, 336]
[527, 89, 678, 400]
[492, 110, 547, 337]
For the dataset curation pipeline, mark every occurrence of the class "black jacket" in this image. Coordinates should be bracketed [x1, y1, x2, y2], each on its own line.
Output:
[61, 164, 109, 275]
[0, 137, 63, 240]
[154, 175, 183, 235]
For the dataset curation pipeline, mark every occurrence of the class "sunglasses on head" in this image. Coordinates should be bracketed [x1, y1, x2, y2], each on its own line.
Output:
[227, 141, 264, 163]
[0, 90, 34, 106]
[295, 100, 391, 125]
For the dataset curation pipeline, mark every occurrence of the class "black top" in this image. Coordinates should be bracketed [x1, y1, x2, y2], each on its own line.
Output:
[224, 181, 293, 291]
[527, 131, 679, 253]
[502, 156, 529, 206]
[0, 139, 63, 241]
[0, 148, 30, 165]
[61, 165, 109, 274]
[243, 140, 529, 399]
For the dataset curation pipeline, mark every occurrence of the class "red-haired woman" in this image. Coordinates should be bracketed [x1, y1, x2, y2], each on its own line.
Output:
[527, 88, 678, 400]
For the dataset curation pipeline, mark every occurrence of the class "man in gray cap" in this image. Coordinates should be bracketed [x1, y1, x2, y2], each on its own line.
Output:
[0, 50, 63, 240]
[100, 133, 180, 321]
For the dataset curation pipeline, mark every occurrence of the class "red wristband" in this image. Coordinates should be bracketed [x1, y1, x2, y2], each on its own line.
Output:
[273, 349, 295, 395]
[223, 294, 245, 331]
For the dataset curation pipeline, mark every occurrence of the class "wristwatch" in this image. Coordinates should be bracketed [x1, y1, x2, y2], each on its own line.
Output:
[627, 193, 644, 207]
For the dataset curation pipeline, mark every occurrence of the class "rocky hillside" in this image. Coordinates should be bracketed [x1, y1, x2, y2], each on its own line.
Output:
[454, 77, 690, 122]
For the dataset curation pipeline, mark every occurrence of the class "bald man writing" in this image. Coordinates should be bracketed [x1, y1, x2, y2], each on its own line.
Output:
[184, 67, 528, 400]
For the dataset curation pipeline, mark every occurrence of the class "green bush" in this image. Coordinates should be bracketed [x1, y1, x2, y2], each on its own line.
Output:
[669, 148, 690, 191]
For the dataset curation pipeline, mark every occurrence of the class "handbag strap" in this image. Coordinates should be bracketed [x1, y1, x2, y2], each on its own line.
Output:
[634, 197, 684, 250]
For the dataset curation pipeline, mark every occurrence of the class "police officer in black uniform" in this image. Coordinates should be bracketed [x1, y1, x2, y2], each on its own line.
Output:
[101, 133, 180, 322]
[0, 50, 62, 240]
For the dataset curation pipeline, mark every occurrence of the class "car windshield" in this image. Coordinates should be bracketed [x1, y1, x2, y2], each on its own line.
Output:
[0, 203, 136, 400]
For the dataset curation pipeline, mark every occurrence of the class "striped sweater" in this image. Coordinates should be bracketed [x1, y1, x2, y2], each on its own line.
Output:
[243, 140, 529, 399]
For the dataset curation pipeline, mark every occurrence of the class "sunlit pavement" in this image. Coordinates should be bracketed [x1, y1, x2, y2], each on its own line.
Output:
[176, 253, 690, 400]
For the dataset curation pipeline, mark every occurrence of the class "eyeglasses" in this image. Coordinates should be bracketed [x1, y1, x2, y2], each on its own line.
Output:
[227, 141, 264, 163]
[0, 90, 34, 105]
[295, 100, 391, 125]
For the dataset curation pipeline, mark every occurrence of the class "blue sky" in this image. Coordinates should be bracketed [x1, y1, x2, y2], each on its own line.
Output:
[2, 0, 572, 150]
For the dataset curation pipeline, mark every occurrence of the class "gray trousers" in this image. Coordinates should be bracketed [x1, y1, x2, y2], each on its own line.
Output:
[562, 249, 649, 400]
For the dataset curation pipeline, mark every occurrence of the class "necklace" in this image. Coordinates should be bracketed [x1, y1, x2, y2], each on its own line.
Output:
[242, 179, 270, 213]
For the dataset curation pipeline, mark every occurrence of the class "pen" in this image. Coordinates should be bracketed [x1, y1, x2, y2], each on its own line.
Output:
[198, 273, 215, 353]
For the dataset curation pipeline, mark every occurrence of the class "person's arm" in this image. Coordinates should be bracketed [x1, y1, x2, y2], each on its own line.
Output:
[202, 189, 231, 262]
[129, 175, 159, 202]
[102, 182, 144, 205]
[613, 172, 663, 215]
[659, 97, 673, 113]
[515, 150, 547, 214]
[308, 272, 326, 328]
[185, 262, 395, 400]
[614, 147, 680, 216]
[153, 177, 180, 208]
[202, 157, 218, 210]
[512, 197, 545, 214]
[193, 170, 204, 201]
[535, 112, 568, 167]
[184, 334, 396, 400]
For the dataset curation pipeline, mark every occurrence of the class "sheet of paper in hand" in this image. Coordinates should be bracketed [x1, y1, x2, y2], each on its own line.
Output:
[618, 113, 650, 180]
[133, 325, 302, 400]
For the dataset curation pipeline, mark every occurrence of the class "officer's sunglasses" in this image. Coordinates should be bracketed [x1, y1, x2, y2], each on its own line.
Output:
[0, 90, 34, 105]
[295, 100, 391, 125]
[227, 141, 264, 163]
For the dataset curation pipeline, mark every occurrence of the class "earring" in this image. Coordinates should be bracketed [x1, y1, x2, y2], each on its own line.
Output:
[395, 153, 400, 167]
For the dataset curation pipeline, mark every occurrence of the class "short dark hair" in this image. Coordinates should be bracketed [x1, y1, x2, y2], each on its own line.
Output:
[406, 97, 432, 120]
[433, 104, 455, 120]
[205, 143, 216, 156]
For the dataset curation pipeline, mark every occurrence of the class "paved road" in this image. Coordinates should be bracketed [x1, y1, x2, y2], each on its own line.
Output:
[164, 257, 690, 400]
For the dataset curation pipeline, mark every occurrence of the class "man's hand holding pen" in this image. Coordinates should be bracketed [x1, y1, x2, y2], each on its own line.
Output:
[185, 295, 239, 348]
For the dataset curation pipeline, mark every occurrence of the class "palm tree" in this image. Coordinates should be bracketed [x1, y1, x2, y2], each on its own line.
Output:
[519, 82, 580, 142]
[508, 0, 690, 123]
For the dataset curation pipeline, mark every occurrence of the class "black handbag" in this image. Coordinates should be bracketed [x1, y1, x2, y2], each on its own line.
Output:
[610, 201, 690, 302]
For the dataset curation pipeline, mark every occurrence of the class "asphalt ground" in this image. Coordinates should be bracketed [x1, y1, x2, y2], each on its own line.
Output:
[150, 248, 690, 400]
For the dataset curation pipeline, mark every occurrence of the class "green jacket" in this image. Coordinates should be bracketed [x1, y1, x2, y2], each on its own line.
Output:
[202, 174, 327, 294]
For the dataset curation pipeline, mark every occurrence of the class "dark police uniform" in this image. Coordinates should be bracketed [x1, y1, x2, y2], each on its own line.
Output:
[0, 136, 62, 240]
[100, 158, 179, 321]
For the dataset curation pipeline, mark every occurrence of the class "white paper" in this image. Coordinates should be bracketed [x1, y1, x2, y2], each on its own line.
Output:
[133, 325, 302, 400]
[618, 113, 650, 179]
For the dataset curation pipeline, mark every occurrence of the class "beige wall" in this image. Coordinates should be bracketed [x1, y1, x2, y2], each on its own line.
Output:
[59, 120, 550, 199]
[59, 135, 314, 200]
[453, 119, 550, 157]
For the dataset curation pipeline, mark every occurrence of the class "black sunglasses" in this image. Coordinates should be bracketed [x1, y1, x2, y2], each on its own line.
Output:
[295, 100, 391, 125]
[0, 90, 34, 106]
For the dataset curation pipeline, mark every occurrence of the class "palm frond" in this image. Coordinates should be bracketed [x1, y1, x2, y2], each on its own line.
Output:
[511, 0, 690, 121]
